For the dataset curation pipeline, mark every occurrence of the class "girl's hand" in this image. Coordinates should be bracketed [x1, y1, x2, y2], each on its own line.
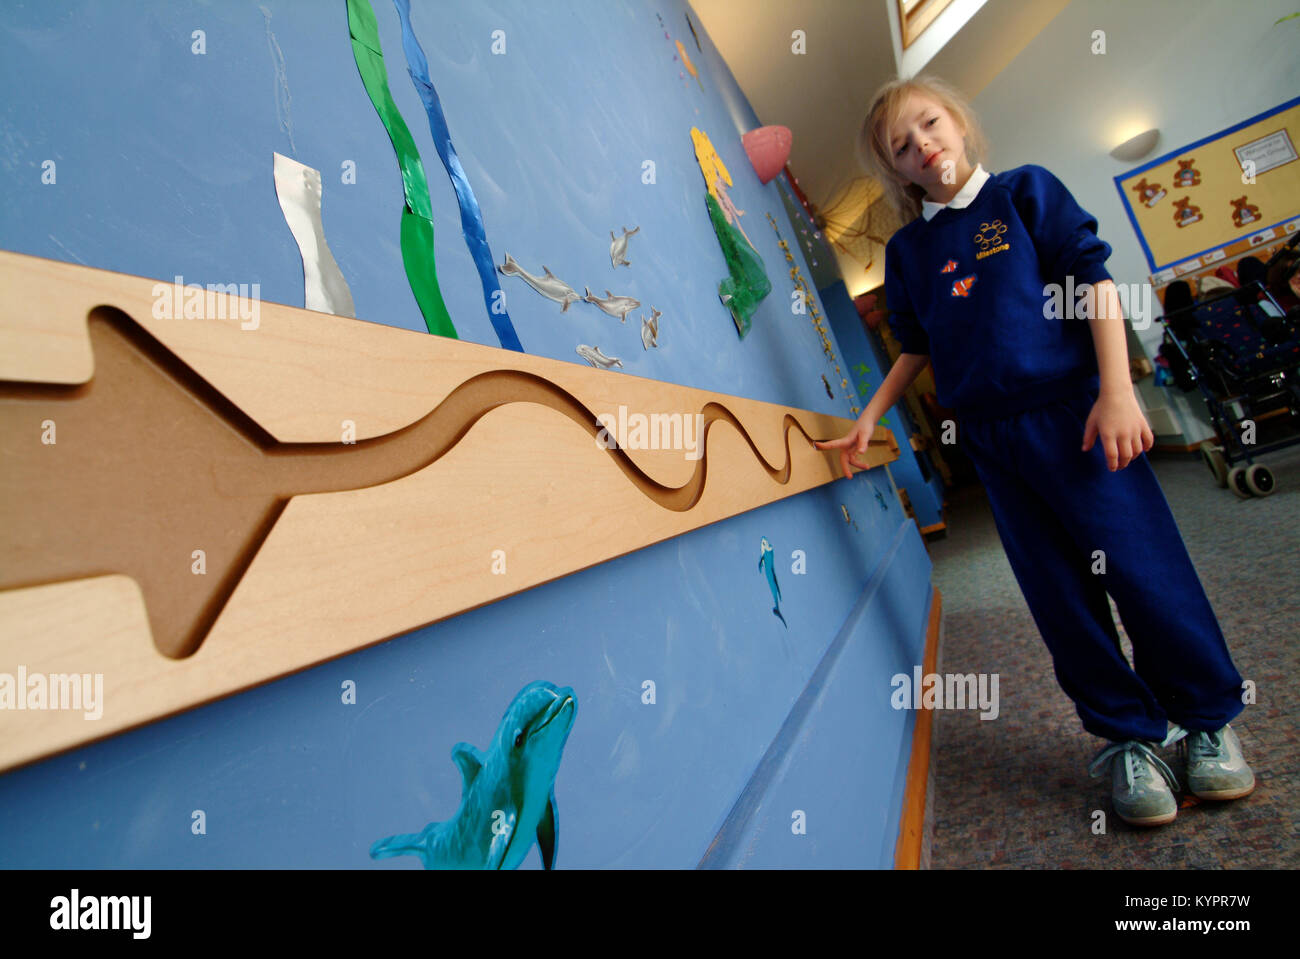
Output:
[815, 418, 879, 480]
[1081, 391, 1154, 471]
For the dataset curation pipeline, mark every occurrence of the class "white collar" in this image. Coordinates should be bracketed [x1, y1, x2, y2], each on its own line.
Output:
[921, 164, 989, 221]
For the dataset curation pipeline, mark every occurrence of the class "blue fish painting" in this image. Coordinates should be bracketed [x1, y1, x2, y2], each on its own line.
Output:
[370, 680, 577, 869]
[758, 536, 787, 628]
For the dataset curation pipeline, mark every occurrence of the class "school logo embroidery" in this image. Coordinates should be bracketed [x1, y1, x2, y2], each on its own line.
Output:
[950, 275, 976, 297]
[940, 259, 958, 273]
[974, 220, 1010, 260]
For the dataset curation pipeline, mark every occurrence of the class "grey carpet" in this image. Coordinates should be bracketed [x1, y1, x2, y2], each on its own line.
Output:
[924, 441, 1299, 868]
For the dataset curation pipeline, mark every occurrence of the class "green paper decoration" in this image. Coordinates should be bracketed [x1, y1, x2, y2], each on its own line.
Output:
[346, 0, 456, 338]
[705, 192, 772, 337]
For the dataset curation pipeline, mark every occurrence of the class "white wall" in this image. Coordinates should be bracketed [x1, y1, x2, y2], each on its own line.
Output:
[971, 0, 1300, 443]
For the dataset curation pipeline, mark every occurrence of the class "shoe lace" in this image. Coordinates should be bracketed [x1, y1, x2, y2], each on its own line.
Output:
[1088, 738, 1181, 793]
[1165, 722, 1226, 763]
[1161, 724, 1190, 748]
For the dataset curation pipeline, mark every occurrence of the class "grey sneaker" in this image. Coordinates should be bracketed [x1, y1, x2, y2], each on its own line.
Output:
[1170, 723, 1256, 800]
[1088, 738, 1180, 827]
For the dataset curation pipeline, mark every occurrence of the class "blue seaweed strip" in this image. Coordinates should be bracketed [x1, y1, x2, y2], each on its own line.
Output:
[393, 0, 523, 352]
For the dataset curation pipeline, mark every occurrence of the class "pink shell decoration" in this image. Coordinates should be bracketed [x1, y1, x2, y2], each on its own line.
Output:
[742, 125, 792, 184]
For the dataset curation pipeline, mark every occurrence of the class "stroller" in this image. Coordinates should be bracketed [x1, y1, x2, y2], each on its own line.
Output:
[1157, 241, 1300, 498]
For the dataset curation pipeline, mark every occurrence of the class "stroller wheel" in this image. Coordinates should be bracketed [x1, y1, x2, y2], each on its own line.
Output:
[1245, 464, 1275, 497]
[1199, 442, 1228, 487]
[1227, 466, 1254, 499]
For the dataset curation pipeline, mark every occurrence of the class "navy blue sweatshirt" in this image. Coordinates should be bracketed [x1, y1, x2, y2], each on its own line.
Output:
[884, 164, 1113, 420]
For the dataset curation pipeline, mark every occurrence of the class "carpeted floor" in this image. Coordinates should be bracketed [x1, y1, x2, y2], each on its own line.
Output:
[923, 438, 1300, 868]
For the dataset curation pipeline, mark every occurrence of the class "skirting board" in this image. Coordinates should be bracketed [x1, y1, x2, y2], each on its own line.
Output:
[0, 249, 900, 773]
[894, 586, 942, 869]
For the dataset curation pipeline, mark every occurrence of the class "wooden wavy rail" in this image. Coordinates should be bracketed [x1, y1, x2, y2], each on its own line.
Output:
[0, 250, 899, 773]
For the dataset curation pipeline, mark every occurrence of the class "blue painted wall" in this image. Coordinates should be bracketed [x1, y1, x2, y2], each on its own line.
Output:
[0, 0, 934, 867]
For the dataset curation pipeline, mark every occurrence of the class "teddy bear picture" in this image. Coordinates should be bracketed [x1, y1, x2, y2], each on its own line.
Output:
[1172, 196, 1203, 228]
[1131, 177, 1167, 208]
[1173, 159, 1201, 187]
[1230, 195, 1261, 228]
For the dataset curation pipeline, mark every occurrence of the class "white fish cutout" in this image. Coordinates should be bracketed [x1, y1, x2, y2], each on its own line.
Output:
[609, 226, 640, 268]
[576, 344, 623, 369]
[498, 252, 582, 311]
[641, 306, 661, 350]
[583, 287, 641, 323]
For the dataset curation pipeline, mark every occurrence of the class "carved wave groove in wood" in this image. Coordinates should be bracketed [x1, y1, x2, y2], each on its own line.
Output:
[2, 306, 827, 659]
[0, 250, 898, 772]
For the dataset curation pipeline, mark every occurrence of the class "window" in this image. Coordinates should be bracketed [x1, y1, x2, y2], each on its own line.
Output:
[898, 0, 956, 49]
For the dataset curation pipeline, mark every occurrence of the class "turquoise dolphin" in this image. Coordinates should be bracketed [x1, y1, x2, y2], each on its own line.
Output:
[370, 680, 577, 869]
[758, 536, 787, 628]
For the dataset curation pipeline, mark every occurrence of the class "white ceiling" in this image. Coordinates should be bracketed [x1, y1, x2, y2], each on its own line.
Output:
[689, 0, 1073, 291]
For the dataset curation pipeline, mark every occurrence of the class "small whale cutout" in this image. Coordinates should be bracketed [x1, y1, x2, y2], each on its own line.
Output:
[576, 344, 623, 369]
[609, 226, 639, 268]
[498, 252, 582, 311]
[641, 307, 661, 350]
[583, 287, 641, 323]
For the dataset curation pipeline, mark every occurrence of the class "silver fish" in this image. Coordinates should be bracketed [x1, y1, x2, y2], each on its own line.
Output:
[641, 306, 661, 350]
[609, 225, 640, 268]
[498, 252, 582, 311]
[576, 344, 623, 369]
[583, 287, 641, 323]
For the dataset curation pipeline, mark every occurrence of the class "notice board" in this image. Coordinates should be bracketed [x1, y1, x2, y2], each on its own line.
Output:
[1115, 96, 1300, 284]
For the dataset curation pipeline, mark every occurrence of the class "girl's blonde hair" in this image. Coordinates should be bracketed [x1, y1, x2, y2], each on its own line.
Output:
[857, 74, 989, 225]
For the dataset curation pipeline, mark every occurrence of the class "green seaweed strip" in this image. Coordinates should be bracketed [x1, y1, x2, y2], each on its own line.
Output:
[346, 0, 456, 338]
[400, 209, 451, 336]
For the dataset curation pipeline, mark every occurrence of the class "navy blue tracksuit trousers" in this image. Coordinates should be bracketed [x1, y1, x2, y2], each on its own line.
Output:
[956, 383, 1245, 744]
